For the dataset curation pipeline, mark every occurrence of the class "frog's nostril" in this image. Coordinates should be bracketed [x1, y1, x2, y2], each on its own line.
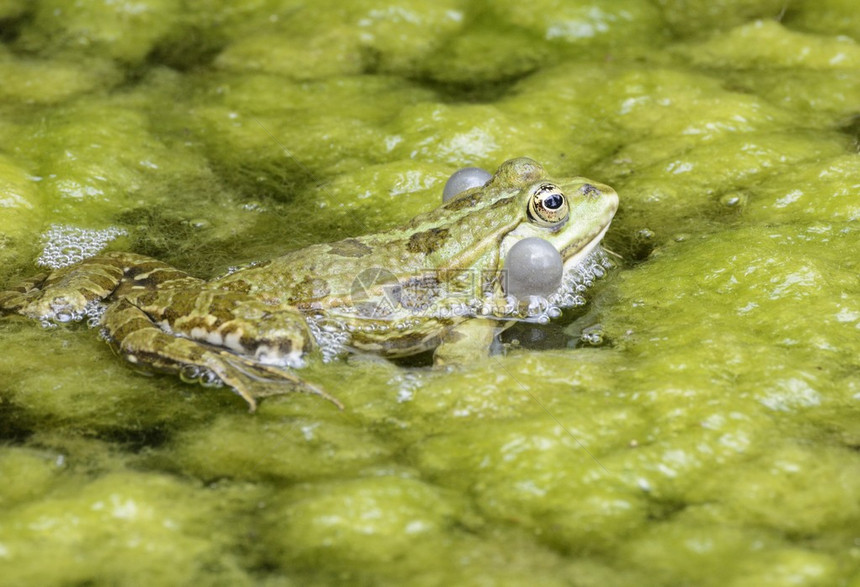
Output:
[579, 183, 602, 197]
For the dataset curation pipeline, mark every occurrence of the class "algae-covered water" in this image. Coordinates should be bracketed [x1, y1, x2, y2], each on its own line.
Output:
[1, 1, 859, 585]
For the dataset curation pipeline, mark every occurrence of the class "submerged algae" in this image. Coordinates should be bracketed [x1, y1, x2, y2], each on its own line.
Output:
[1, 0, 859, 585]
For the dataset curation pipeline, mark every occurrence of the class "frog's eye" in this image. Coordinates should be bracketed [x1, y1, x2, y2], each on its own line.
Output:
[528, 183, 569, 227]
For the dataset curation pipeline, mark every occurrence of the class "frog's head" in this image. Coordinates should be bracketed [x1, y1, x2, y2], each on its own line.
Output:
[435, 157, 618, 277]
[488, 157, 619, 273]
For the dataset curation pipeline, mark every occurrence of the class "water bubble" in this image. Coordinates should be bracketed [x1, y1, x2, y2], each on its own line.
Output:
[199, 370, 223, 388]
[54, 311, 74, 323]
[580, 325, 605, 346]
[179, 365, 201, 383]
[85, 301, 107, 328]
[177, 365, 220, 386]
[306, 316, 350, 363]
[525, 296, 549, 317]
[636, 228, 655, 241]
[392, 371, 422, 403]
[720, 191, 748, 208]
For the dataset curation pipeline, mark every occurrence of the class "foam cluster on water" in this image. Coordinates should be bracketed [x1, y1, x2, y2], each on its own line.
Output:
[85, 300, 107, 328]
[37, 224, 127, 269]
[391, 371, 422, 403]
[306, 317, 353, 363]
[39, 297, 109, 330]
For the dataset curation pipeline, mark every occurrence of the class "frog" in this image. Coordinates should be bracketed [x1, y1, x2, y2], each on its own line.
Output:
[0, 158, 618, 411]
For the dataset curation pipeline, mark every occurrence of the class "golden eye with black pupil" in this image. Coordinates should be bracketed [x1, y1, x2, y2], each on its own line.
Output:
[527, 183, 569, 227]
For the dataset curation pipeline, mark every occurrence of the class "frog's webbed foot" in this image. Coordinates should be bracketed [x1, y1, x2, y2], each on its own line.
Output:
[104, 299, 341, 412]
[217, 355, 344, 411]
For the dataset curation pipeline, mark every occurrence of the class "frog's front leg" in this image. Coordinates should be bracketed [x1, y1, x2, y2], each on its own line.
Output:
[433, 318, 502, 367]
[104, 293, 343, 411]
[0, 252, 201, 323]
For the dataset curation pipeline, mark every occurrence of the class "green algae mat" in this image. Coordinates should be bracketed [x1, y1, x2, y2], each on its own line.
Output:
[1, 1, 859, 585]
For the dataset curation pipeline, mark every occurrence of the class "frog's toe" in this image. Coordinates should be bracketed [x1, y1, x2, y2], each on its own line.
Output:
[0, 290, 25, 314]
[0, 273, 49, 315]
[218, 355, 344, 412]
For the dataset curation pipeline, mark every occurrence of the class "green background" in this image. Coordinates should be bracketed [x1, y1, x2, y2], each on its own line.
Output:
[0, 0, 858, 584]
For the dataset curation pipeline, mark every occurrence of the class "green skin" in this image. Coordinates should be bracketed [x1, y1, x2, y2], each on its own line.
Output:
[0, 158, 617, 411]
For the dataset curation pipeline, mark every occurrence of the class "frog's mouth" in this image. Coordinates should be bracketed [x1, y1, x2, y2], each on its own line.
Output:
[561, 223, 612, 273]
